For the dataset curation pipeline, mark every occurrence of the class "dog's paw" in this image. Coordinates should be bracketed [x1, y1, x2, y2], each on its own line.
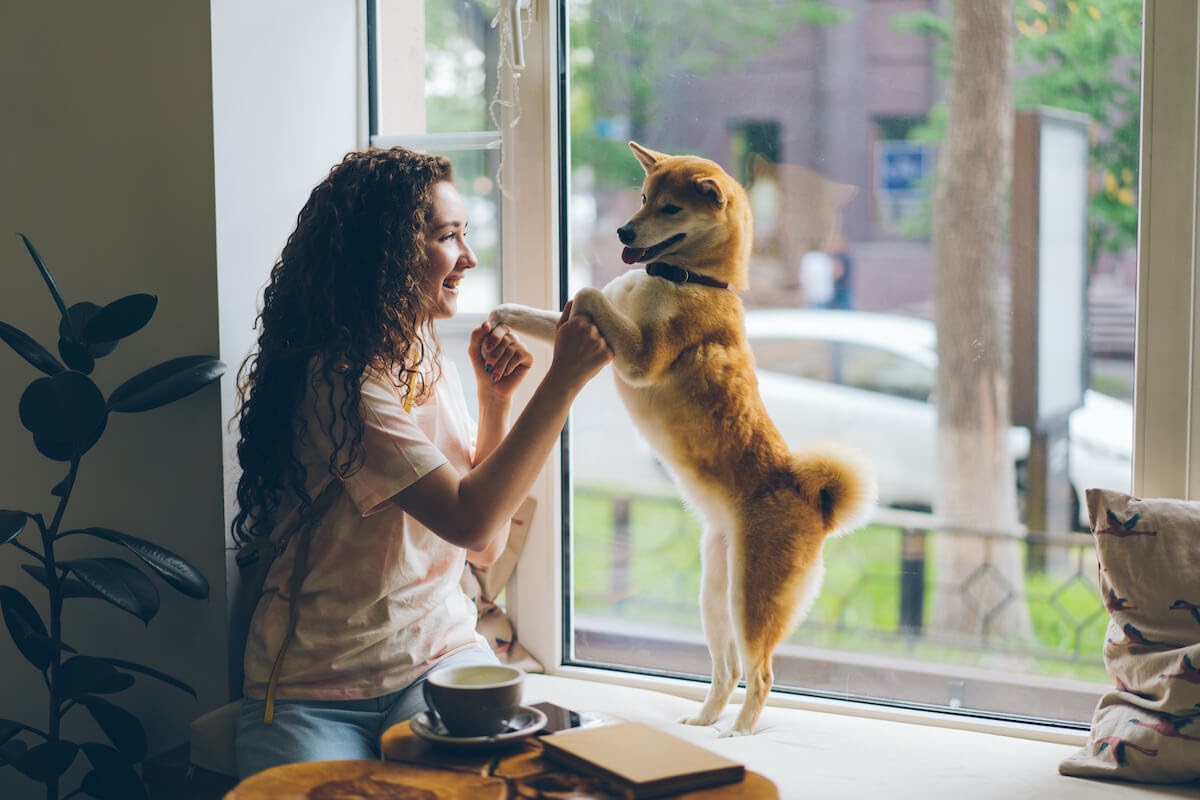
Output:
[570, 287, 605, 316]
[487, 304, 516, 327]
[678, 713, 718, 727]
[487, 304, 557, 341]
[717, 725, 754, 738]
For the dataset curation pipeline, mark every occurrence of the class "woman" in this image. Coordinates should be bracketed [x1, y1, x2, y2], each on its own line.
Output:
[232, 147, 612, 776]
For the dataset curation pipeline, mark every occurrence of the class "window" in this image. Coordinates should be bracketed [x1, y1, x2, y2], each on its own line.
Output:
[372, 0, 1200, 732]
[369, 0, 554, 427]
[560, 0, 1141, 727]
[369, 0, 508, 315]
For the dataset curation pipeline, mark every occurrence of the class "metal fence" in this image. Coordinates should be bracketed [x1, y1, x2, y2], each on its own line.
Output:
[572, 487, 1109, 683]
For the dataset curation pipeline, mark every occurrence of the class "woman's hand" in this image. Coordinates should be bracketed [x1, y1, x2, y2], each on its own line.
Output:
[547, 300, 613, 391]
[470, 320, 534, 400]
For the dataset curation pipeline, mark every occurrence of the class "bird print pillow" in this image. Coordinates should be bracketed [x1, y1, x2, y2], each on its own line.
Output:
[1059, 489, 1200, 784]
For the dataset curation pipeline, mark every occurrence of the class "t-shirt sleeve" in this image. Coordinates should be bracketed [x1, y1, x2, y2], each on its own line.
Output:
[342, 371, 448, 517]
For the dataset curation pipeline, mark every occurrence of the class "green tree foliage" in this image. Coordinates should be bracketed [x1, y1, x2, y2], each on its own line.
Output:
[896, 0, 1141, 265]
[1014, 0, 1141, 263]
[420, 0, 499, 133]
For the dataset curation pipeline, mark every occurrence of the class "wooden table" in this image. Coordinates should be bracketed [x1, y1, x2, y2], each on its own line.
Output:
[225, 721, 778, 799]
[381, 720, 777, 799]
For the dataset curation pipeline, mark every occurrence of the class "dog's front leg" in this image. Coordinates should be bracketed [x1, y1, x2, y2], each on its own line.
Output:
[488, 303, 560, 343]
[570, 287, 666, 386]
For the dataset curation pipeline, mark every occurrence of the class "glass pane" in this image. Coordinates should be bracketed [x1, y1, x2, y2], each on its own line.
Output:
[375, 0, 501, 136]
[565, 0, 1139, 725]
[373, 0, 506, 312]
[443, 149, 503, 314]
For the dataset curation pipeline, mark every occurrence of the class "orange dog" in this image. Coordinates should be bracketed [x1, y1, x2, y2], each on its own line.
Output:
[490, 142, 877, 735]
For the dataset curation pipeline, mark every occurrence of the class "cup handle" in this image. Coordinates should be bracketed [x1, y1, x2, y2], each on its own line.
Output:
[422, 679, 441, 730]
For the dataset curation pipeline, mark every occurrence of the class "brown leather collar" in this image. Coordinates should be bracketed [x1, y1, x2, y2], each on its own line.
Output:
[645, 262, 730, 290]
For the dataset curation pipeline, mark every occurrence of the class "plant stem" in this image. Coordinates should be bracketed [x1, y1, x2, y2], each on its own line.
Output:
[41, 458, 79, 800]
[12, 540, 45, 562]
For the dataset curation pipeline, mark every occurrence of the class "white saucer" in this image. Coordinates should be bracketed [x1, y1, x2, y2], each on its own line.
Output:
[409, 705, 548, 750]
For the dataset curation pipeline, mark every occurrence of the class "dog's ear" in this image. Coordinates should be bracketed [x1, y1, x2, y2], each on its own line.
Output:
[629, 141, 667, 173]
[694, 176, 728, 209]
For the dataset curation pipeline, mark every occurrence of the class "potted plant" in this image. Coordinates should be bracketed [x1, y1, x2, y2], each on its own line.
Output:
[0, 235, 224, 800]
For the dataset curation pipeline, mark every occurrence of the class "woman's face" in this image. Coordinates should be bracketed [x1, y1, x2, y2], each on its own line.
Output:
[420, 181, 477, 320]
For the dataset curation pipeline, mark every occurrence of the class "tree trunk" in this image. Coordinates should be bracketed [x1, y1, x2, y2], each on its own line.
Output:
[930, 0, 1032, 642]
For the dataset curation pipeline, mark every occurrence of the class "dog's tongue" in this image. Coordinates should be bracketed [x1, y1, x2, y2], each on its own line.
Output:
[622, 247, 646, 264]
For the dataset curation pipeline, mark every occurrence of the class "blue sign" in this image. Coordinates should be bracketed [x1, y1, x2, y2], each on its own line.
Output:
[878, 142, 930, 199]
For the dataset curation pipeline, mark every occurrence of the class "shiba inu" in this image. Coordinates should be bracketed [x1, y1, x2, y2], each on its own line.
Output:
[489, 142, 877, 736]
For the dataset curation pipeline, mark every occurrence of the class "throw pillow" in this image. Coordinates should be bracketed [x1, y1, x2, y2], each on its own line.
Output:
[1059, 488, 1200, 784]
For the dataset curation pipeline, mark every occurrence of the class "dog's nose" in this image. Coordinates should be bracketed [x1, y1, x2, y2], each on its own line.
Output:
[617, 225, 635, 245]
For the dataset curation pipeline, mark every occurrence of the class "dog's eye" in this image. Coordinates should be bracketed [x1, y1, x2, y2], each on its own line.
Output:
[661, 204, 682, 215]
[640, 194, 646, 206]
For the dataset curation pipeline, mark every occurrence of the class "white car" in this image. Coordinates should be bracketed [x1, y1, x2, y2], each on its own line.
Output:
[742, 309, 1132, 530]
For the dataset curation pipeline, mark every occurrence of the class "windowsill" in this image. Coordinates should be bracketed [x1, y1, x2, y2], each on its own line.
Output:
[525, 669, 1198, 799]
[546, 663, 1090, 748]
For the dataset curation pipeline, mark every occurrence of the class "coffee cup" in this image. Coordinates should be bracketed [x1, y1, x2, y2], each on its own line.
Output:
[422, 664, 525, 737]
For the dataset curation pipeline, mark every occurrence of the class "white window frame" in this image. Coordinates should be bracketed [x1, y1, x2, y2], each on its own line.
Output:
[426, 0, 1198, 740]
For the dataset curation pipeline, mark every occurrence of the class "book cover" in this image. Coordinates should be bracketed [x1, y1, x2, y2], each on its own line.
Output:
[538, 720, 745, 798]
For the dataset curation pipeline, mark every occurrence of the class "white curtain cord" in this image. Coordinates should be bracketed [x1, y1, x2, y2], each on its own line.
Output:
[489, 0, 532, 195]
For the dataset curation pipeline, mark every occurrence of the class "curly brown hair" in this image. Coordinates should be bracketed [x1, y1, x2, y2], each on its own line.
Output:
[231, 147, 453, 544]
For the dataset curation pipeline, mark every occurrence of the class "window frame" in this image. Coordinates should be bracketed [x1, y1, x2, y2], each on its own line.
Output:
[401, 0, 1197, 739]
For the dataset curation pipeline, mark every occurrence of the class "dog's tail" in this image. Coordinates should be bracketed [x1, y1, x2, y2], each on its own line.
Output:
[791, 440, 878, 537]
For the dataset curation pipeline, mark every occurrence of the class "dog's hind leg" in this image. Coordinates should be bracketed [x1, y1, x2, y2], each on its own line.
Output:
[680, 529, 740, 728]
[724, 528, 825, 737]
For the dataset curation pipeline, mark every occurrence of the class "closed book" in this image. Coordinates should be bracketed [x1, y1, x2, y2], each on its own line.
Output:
[538, 720, 745, 798]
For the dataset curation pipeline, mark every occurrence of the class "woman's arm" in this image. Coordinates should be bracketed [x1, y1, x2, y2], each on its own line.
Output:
[392, 306, 611, 563]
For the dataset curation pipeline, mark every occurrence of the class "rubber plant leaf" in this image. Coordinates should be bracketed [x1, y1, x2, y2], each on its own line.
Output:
[0, 585, 52, 670]
[22, 563, 101, 602]
[0, 739, 28, 767]
[12, 740, 79, 783]
[0, 510, 26, 545]
[18, 234, 71, 327]
[18, 371, 107, 460]
[78, 696, 148, 762]
[90, 656, 196, 698]
[0, 320, 64, 376]
[61, 302, 117, 360]
[60, 558, 160, 625]
[31, 433, 78, 463]
[0, 719, 23, 745]
[58, 335, 95, 374]
[60, 528, 209, 599]
[83, 293, 157, 344]
[107, 354, 226, 413]
[58, 656, 136, 698]
[81, 742, 149, 800]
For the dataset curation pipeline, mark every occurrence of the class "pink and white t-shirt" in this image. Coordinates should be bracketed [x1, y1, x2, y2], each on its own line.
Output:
[242, 361, 486, 701]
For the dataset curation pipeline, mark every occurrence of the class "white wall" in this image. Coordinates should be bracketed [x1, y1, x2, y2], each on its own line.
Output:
[0, 2, 360, 796]
[211, 0, 361, 694]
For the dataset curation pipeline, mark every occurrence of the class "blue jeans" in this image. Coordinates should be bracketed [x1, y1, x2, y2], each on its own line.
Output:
[235, 646, 499, 778]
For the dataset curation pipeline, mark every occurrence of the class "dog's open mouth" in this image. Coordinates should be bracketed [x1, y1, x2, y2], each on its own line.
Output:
[621, 233, 685, 264]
